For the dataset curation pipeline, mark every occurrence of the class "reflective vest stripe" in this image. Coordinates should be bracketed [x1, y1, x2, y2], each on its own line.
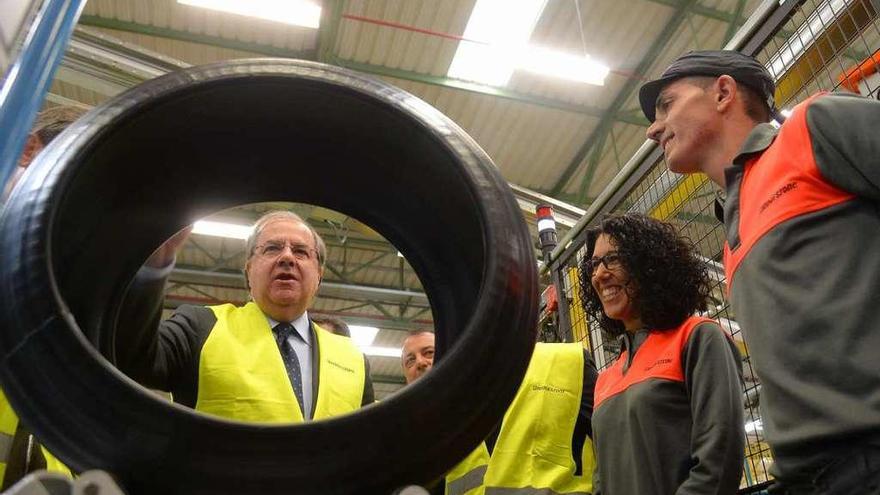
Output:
[447, 465, 488, 495]
[446, 442, 489, 495]
[0, 431, 13, 462]
[0, 389, 19, 486]
[0, 390, 72, 485]
[485, 488, 590, 495]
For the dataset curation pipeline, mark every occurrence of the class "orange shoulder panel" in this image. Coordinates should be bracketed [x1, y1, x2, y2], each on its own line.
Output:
[724, 93, 855, 291]
[594, 316, 715, 409]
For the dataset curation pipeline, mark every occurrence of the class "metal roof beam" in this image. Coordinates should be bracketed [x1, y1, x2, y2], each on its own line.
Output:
[170, 267, 429, 306]
[642, 0, 744, 23]
[164, 294, 430, 330]
[724, 0, 751, 44]
[508, 183, 586, 228]
[78, 15, 317, 60]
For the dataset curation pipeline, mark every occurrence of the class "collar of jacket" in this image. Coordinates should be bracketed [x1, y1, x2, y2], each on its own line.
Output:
[729, 122, 779, 170]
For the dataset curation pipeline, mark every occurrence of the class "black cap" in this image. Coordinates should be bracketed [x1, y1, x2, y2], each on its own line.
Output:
[638, 50, 776, 122]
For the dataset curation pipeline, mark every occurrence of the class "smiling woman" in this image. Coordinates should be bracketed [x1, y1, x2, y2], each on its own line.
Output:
[578, 213, 745, 495]
[579, 214, 710, 337]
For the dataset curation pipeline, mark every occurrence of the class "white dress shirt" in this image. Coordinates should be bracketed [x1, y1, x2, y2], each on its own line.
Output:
[267, 311, 313, 420]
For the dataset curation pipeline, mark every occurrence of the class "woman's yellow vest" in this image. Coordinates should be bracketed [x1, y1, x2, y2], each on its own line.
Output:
[0, 390, 72, 486]
[194, 302, 365, 423]
[445, 343, 595, 495]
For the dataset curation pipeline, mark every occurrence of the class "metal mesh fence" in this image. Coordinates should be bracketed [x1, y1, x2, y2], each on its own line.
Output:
[550, 0, 879, 491]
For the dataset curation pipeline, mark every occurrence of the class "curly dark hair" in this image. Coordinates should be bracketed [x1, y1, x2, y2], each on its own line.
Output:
[578, 213, 710, 338]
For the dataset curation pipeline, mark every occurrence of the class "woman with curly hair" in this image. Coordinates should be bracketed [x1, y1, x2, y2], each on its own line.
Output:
[579, 213, 744, 495]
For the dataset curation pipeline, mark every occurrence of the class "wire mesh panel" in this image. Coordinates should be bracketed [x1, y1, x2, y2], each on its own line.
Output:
[550, 0, 879, 491]
[762, 0, 880, 106]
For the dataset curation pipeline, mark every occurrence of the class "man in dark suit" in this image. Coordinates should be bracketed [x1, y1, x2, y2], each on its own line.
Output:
[116, 211, 373, 423]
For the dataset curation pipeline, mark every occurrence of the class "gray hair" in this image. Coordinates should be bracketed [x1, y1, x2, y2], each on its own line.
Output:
[242, 210, 326, 294]
[245, 210, 327, 267]
[33, 105, 88, 144]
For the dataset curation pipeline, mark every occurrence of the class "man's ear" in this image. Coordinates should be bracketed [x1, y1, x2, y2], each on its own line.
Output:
[715, 75, 737, 113]
[19, 134, 44, 168]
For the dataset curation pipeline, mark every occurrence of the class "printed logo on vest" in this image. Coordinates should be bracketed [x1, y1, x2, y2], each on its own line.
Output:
[644, 357, 673, 371]
[328, 360, 355, 373]
[531, 384, 570, 395]
[760, 181, 798, 213]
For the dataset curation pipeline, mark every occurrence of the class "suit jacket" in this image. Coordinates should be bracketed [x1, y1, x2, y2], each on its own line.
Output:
[114, 267, 374, 411]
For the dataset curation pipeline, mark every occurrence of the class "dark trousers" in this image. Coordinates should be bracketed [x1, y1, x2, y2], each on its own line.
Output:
[768, 449, 880, 495]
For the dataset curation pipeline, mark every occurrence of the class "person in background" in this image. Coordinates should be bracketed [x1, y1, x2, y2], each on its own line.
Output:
[641, 49, 880, 494]
[2, 105, 86, 204]
[311, 315, 351, 338]
[445, 340, 598, 495]
[115, 210, 374, 424]
[580, 213, 744, 495]
[398, 331, 599, 494]
[1, 104, 87, 488]
[401, 330, 436, 384]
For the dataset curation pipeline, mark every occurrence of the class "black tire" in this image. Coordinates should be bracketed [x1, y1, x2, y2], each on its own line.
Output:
[0, 59, 538, 494]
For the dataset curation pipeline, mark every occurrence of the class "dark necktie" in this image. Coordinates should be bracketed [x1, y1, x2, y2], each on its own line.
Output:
[272, 323, 305, 412]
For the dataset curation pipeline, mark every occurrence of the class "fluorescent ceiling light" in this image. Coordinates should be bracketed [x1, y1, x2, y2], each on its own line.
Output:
[192, 220, 253, 240]
[520, 46, 610, 85]
[348, 325, 379, 347]
[177, 0, 322, 29]
[448, 0, 608, 86]
[765, 0, 850, 79]
[360, 346, 402, 358]
[448, 0, 547, 86]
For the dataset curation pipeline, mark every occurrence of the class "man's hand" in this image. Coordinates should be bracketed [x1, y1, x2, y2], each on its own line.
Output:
[145, 226, 193, 268]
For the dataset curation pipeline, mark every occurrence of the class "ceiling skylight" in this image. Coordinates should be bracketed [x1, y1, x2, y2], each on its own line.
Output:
[520, 45, 610, 85]
[448, 0, 609, 86]
[448, 0, 547, 86]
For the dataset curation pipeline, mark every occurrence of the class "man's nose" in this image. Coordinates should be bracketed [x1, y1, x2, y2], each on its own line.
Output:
[276, 246, 299, 264]
[646, 120, 663, 142]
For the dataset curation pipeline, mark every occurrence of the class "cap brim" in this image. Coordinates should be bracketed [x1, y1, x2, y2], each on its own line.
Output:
[638, 75, 677, 123]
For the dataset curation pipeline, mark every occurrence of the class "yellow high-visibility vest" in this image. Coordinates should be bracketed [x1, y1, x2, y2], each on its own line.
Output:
[0, 389, 17, 486]
[0, 390, 73, 487]
[195, 302, 365, 423]
[446, 343, 595, 495]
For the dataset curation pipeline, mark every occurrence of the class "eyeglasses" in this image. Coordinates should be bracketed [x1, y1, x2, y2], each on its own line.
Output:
[254, 241, 319, 262]
[585, 251, 622, 276]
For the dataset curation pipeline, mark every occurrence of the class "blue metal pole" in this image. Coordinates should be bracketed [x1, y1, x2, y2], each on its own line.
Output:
[0, 0, 87, 190]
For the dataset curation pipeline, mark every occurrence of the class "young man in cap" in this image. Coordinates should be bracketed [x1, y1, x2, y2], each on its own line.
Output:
[641, 49, 880, 494]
